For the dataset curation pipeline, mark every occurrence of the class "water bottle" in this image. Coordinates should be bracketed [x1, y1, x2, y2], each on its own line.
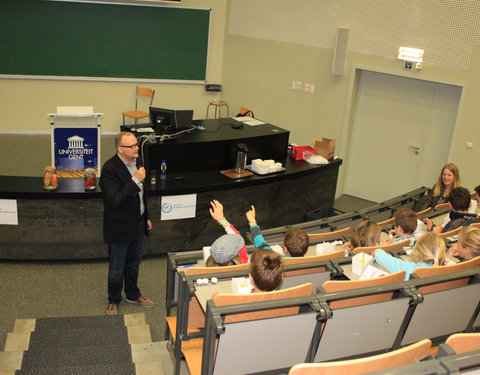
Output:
[160, 160, 167, 180]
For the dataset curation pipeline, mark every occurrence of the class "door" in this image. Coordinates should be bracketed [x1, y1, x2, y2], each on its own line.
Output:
[344, 70, 461, 202]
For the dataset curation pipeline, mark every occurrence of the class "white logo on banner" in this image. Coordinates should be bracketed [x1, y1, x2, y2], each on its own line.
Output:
[161, 194, 197, 221]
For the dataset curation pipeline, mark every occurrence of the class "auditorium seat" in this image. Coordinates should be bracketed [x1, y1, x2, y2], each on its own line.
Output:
[288, 339, 432, 375]
[352, 239, 410, 255]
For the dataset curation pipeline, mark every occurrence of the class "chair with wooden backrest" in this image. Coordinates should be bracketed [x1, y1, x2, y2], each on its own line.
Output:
[412, 256, 480, 294]
[166, 263, 249, 341]
[416, 207, 432, 217]
[122, 86, 155, 125]
[314, 271, 413, 363]
[446, 333, 480, 354]
[435, 202, 450, 211]
[182, 283, 314, 375]
[237, 106, 254, 118]
[308, 227, 351, 241]
[288, 339, 432, 375]
[378, 217, 395, 227]
[438, 226, 463, 239]
[400, 256, 480, 346]
[322, 271, 406, 309]
[353, 239, 410, 255]
[281, 250, 344, 290]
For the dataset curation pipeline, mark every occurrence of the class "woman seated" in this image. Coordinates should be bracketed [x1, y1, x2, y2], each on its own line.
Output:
[422, 163, 461, 209]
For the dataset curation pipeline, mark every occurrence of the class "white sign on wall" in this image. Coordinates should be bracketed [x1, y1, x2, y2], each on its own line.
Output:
[0, 199, 18, 225]
[161, 194, 197, 221]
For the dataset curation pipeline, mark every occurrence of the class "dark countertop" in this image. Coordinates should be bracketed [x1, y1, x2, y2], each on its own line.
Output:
[0, 158, 342, 199]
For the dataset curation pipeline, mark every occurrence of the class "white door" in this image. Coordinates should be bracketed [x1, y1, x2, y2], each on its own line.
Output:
[345, 70, 461, 203]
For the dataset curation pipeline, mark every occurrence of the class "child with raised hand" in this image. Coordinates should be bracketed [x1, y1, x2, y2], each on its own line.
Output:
[246, 205, 309, 257]
[249, 249, 285, 292]
[448, 226, 480, 261]
[207, 199, 248, 266]
[374, 233, 446, 281]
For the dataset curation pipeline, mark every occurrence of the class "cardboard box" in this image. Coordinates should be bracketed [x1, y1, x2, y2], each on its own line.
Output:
[312, 137, 336, 160]
[352, 252, 374, 276]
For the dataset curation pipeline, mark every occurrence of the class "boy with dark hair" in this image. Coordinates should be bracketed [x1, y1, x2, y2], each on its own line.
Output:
[389, 207, 418, 246]
[246, 205, 309, 257]
[249, 249, 285, 292]
[424, 187, 478, 234]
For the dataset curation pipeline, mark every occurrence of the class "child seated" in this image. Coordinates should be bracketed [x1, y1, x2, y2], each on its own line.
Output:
[246, 205, 309, 257]
[424, 187, 478, 234]
[343, 220, 381, 254]
[388, 207, 418, 246]
[249, 249, 285, 292]
[206, 200, 248, 266]
[448, 226, 480, 261]
[374, 233, 446, 280]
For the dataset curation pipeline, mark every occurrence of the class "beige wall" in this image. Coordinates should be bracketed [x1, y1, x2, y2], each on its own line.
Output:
[221, 27, 480, 196]
[2, 0, 479, 198]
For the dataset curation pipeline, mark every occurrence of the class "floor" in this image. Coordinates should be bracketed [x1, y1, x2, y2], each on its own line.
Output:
[0, 194, 372, 374]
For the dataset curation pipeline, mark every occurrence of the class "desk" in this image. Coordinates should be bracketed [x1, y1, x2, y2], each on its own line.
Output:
[0, 155, 342, 260]
[141, 118, 290, 174]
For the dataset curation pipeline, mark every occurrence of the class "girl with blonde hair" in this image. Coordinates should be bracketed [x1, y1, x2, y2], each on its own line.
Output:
[422, 163, 461, 209]
[374, 233, 446, 280]
[449, 226, 480, 260]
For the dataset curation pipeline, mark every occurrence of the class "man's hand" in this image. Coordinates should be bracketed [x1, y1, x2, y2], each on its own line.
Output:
[209, 200, 225, 222]
[134, 167, 146, 182]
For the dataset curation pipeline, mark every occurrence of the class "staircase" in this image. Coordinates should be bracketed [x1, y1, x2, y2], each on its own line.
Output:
[0, 313, 165, 375]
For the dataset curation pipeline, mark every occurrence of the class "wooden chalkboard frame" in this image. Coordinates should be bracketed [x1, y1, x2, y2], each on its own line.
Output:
[0, 0, 211, 82]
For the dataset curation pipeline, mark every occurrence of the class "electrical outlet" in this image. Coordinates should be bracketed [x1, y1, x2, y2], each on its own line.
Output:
[304, 83, 315, 93]
[292, 80, 302, 90]
[466, 142, 474, 149]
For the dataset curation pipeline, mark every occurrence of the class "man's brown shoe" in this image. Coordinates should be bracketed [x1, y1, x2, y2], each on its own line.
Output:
[126, 296, 154, 308]
[106, 303, 118, 315]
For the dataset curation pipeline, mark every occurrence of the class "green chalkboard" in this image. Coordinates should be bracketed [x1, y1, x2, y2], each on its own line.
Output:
[0, 0, 210, 81]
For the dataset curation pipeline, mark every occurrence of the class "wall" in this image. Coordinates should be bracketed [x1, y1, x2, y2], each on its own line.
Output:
[0, 0, 227, 176]
[221, 0, 480, 195]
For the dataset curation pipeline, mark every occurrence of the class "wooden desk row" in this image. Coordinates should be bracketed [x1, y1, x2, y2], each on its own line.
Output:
[165, 243, 480, 375]
[169, 264, 480, 375]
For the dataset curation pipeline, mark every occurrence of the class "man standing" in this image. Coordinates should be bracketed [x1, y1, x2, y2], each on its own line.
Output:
[100, 131, 154, 315]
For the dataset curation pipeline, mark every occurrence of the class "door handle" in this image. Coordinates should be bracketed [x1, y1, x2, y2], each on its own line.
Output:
[410, 145, 421, 155]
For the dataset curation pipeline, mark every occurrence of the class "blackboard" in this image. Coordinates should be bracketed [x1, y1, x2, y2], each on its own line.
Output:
[0, 0, 210, 81]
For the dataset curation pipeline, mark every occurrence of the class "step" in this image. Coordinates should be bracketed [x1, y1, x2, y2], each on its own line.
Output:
[33, 315, 126, 332]
[27, 327, 129, 351]
[0, 351, 23, 373]
[20, 343, 132, 370]
[14, 362, 136, 375]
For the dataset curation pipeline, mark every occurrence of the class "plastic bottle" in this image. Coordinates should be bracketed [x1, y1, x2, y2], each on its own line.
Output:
[160, 160, 167, 180]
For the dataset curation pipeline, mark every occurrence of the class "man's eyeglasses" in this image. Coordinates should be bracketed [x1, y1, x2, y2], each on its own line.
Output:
[119, 143, 139, 149]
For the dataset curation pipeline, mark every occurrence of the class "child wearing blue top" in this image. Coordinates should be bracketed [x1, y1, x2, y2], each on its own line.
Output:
[246, 205, 309, 257]
[387, 207, 418, 247]
[374, 233, 446, 280]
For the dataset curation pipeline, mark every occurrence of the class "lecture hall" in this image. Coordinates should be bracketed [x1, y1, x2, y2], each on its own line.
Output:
[1, 0, 480, 374]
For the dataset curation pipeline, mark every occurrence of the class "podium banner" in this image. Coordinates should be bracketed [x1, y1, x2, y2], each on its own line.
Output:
[53, 127, 99, 177]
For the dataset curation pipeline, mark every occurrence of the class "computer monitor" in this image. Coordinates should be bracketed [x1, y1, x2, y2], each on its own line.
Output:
[149, 107, 175, 134]
[174, 109, 194, 130]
